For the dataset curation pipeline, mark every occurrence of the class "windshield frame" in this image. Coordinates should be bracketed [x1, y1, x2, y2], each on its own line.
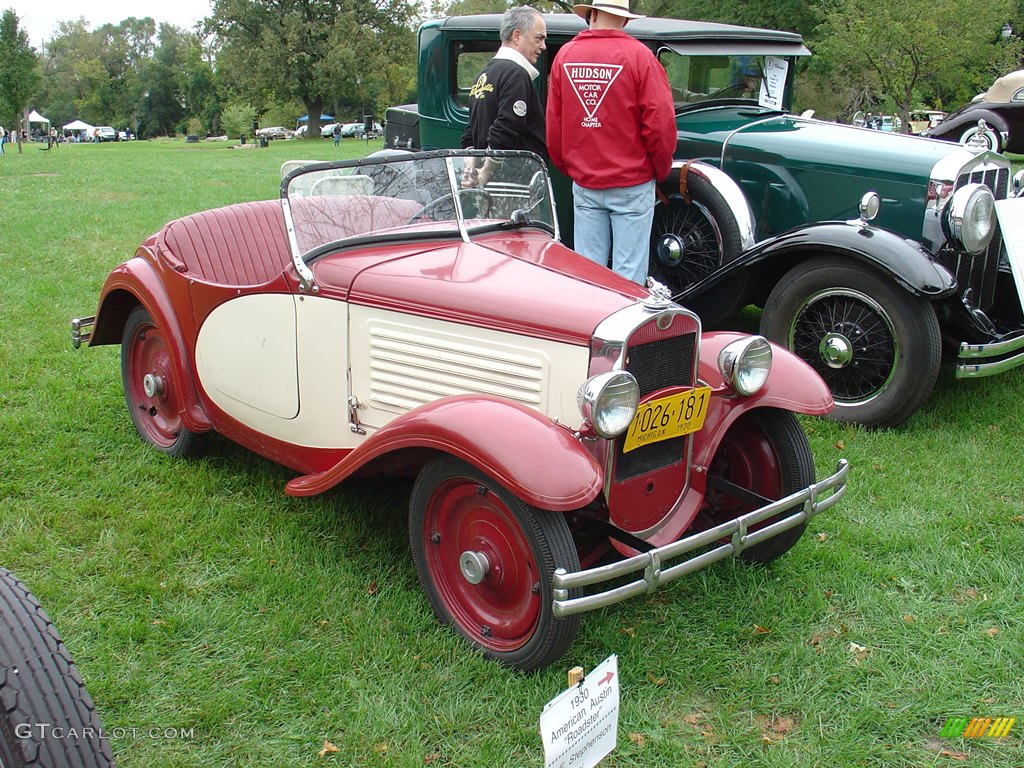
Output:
[280, 149, 558, 293]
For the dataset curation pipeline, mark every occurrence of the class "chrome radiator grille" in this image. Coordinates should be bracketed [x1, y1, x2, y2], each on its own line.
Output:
[614, 331, 697, 480]
[946, 165, 1010, 310]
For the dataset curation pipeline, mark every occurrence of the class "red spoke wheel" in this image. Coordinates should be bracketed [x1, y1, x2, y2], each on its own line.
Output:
[699, 409, 814, 564]
[409, 456, 580, 672]
[121, 306, 206, 458]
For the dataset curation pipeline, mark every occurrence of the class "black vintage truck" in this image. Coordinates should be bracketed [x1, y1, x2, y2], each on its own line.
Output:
[386, 13, 1024, 429]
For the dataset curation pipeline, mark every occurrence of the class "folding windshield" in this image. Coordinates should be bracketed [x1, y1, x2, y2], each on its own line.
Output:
[657, 50, 797, 111]
[280, 150, 557, 263]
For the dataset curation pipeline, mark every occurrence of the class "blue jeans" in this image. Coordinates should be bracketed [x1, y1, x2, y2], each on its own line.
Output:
[572, 180, 655, 285]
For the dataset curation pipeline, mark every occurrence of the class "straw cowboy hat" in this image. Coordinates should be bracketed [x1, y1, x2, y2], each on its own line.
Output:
[573, 0, 645, 20]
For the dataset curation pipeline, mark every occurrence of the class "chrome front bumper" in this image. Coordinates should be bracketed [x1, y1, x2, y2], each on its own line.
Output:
[956, 198, 1024, 378]
[552, 458, 849, 618]
[957, 333, 1024, 377]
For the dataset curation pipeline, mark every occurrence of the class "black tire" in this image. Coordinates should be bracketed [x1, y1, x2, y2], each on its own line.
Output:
[699, 409, 815, 564]
[958, 123, 1001, 153]
[0, 568, 114, 768]
[408, 456, 580, 672]
[651, 167, 749, 325]
[761, 258, 941, 429]
[120, 306, 207, 458]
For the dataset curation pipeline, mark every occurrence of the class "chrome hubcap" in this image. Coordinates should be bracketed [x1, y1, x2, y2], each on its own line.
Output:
[819, 333, 854, 369]
[459, 550, 490, 585]
[656, 234, 685, 267]
[143, 373, 164, 398]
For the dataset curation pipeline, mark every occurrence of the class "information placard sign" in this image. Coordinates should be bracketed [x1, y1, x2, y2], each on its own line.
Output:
[759, 56, 789, 110]
[540, 655, 619, 768]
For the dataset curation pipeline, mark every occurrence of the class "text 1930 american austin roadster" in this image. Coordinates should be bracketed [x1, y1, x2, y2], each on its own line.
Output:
[72, 150, 847, 671]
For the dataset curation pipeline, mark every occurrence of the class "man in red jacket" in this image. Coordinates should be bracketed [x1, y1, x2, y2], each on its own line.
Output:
[546, 0, 676, 284]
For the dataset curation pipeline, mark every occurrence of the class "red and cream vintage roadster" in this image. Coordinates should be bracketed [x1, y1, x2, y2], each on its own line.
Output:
[72, 150, 848, 671]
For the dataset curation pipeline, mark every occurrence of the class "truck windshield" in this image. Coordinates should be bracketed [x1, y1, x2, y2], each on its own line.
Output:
[657, 50, 791, 111]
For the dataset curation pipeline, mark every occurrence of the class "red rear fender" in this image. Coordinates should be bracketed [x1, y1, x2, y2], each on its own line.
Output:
[286, 395, 603, 512]
[92, 255, 211, 433]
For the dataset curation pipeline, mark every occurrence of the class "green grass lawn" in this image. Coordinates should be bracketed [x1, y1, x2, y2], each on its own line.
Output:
[1, 138, 1022, 767]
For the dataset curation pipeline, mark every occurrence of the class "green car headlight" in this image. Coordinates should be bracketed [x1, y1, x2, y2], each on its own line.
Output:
[577, 371, 640, 438]
[718, 336, 773, 395]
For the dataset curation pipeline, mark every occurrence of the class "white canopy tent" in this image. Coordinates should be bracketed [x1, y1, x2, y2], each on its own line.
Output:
[28, 110, 50, 127]
[63, 119, 93, 132]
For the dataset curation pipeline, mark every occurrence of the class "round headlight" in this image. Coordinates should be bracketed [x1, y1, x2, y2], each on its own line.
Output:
[944, 183, 996, 255]
[577, 371, 640, 438]
[858, 191, 880, 222]
[718, 336, 773, 395]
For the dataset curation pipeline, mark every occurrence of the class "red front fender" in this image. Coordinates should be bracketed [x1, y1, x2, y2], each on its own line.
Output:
[285, 395, 603, 512]
[693, 331, 833, 469]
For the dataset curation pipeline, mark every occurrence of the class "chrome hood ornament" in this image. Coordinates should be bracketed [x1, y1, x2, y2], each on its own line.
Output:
[643, 277, 675, 309]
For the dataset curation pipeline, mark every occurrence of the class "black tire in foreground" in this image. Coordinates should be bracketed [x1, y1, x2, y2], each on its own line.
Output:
[0, 568, 114, 768]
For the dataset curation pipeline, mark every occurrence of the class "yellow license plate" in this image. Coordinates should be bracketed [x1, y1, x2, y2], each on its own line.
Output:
[622, 386, 711, 453]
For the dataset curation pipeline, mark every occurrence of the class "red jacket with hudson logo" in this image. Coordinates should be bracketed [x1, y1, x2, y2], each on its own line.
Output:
[546, 28, 676, 190]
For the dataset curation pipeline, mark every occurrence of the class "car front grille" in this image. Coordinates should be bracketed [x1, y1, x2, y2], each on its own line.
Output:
[614, 330, 697, 480]
[945, 165, 1010, 310]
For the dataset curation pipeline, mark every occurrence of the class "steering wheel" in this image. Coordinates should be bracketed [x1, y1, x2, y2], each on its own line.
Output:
[407, 187, 493, 223]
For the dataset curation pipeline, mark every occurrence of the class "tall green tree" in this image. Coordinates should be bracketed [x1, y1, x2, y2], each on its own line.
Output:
[39, 18, 156, 128]
[137, 25, 196, 136]
[209, 0, 419, 137]
[815, 0, 1021, 128]
[0, 8, 41, 149]
[647, 0, 820, 37]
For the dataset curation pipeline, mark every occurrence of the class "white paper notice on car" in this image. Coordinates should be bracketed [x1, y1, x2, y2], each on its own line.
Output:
[996, 197, 1024, 316]
[540, 655, 619, 768]
[759, 56, 788, 110]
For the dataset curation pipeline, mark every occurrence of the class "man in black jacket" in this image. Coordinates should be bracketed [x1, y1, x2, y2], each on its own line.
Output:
[461, 6, 547, 188]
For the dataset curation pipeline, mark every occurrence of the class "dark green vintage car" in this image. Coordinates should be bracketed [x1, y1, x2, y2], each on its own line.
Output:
[388, 13, 1024, 428]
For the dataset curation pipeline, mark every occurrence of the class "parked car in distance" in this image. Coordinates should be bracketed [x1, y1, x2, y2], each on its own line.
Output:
[924, 70, 1024, 153]
[340, 122, 383, 138]
[71, 149, 848, 672]
[321, 122, 340, 138]
[257, 126, 292, 140]
[396, 13, 1024, 429]
[853, 111, 902, 131]
[93, 125, 117, 142]
[908, 110, 946, 135]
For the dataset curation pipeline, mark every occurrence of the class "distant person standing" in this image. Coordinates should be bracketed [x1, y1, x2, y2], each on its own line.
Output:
[546, 0, 676, 284]
[333, 122, 341, 146]
[0, 125, 5, 155]
[460, 6, 547, 188]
